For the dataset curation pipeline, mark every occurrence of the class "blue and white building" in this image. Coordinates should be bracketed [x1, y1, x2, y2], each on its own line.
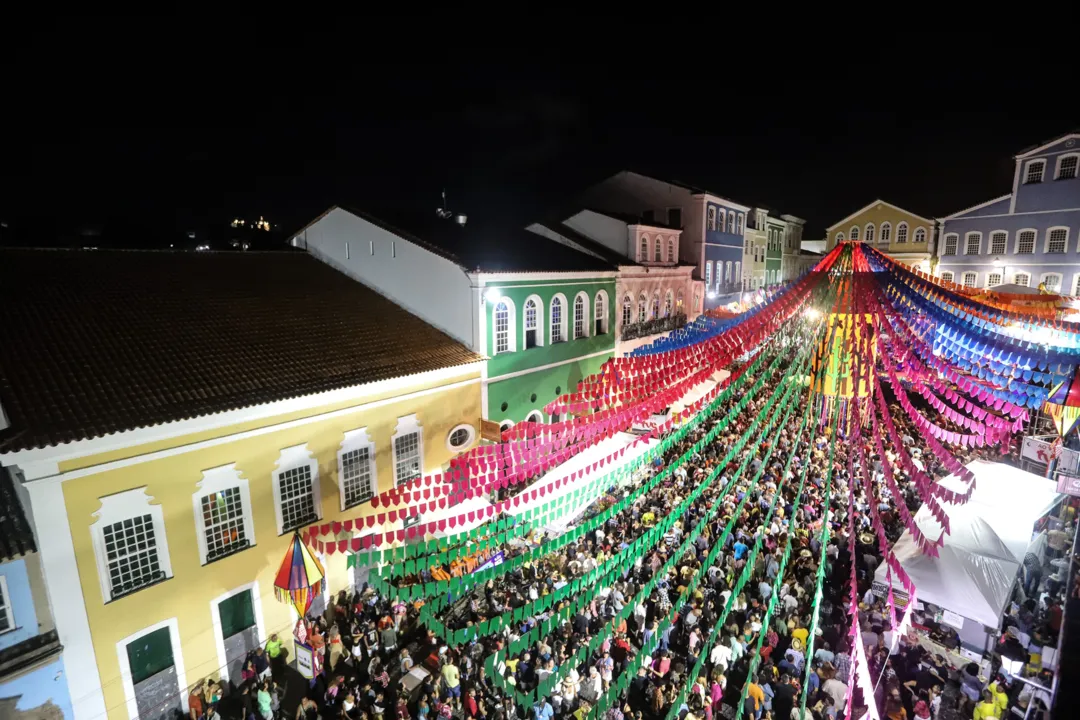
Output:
[580, 170, 751, 310]
[937, 131, 1080, 294]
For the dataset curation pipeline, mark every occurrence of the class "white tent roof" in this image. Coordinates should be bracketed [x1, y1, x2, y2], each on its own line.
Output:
[874, 460, 1061, 628]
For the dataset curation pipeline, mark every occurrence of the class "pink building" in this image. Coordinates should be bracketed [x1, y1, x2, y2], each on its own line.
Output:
[527, 209, 701, 357]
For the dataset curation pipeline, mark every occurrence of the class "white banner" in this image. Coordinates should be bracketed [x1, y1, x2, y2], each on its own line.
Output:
[1022, 437, 1079, 475]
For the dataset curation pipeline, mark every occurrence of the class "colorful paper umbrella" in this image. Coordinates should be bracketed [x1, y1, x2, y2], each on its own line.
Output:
[1044, 367, 1080, 438]
[273, 533, 326, 618]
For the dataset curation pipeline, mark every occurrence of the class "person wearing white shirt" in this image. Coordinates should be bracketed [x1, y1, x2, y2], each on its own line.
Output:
[711, 640, 732, 672]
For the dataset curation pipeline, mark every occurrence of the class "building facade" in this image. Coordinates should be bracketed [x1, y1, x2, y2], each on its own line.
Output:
[0, 250, 485, 720]
[742, 208, 805, 288]
[579, 171, 750, 309]
[826, 199, 935, 271]
[0, 467, 72, 720]
[937, 132, 1080, 293]
[528, 209, 700, 357]
[780, 214, 807, 282]
[291, 207, 618, 428]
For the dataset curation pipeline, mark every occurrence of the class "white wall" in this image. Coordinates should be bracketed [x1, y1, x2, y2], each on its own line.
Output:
[297, 208, 476, 349]
[563, 210, 632, 258]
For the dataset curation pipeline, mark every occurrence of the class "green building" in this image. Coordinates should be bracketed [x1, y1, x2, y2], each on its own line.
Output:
[290, 206, 616, 428]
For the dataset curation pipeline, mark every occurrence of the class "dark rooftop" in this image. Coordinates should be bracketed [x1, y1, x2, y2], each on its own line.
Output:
[0, 249, 483, 452]
[0, 467, 35, 561]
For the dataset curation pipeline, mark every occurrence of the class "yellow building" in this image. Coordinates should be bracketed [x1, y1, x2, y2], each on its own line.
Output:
[825, 199, 935, 271]
[0, 249, 485, 720]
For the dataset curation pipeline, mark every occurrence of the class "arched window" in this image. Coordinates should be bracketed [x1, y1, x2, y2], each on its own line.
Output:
[1013, 272, 1030, 287]
[707, 206, 717, 231]
[864, 223, 875, 244]
[654, 240, 663, 262]
[879, 222, 891, 244]
[676, 290, 684, 311]
[1016, 229, 1036, 254]
[737, 214, 745, 234]
[550, 295, 565, 343]
[940, 271, 954, 284]
[989, 231, 1008, 255]
[664, 290, 673, 317]
[524, 295, 543, 349]
[1041, 273, 1063, 293]
[525, 410, 544, 424]
[652, 292, 660, 319]
[637, 293, 648, 323]
[494, 301, 511, 354]
[718, 211, 726, 232]
[622, 294, 633, 327]
[835, 232, 845, 244]
[594, 291, 608, 335]
[850, 226, 860, 241]
[895, 222, 908, 244]
[573, 293, 588, 339]
[639, 236, 648, 261]
[729, 212, 737, 232]
[914, 227, 927, 244]
[942, 233, 958, 256]
[667, 238, 675, 262]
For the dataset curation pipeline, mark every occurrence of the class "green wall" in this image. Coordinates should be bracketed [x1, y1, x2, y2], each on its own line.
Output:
[488, 351, 612, 425]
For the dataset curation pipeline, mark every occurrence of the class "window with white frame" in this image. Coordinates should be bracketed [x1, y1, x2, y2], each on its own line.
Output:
[1046, 227, 1069, 254]
[0, 576, 13, 633]
[446, 424, 475, 452]
[639, 237, 648, 261]
[729, 212, 737, 233]
[835, 232, 844, 244]
[676, 290, 684, 311]
[847, 226, 857, 241]
[1025, 159, 1045, 184]
[622, 295, 632, 327]
[653, 240, 662, 262]
[1073, 275, 1080, 297]
[962, 272, 978, 288]
[524, 296, 541, 349]
[667, 238, 675, 262]
[913, 227, 926, 244]
[1057, 154, 1079, 180]
[943, 234, 958, 256]
[499, 420, 513, 433]
[594, 291, 607, 335]
[964, 232, 981, 255]
[989, 231, 1007, 255]
[573, 293, 587, 339]
[707, 206, 716, 231]
[864, 224, 875, 244]
[337, 428, 377, 509]
[92, 488, 173, 602]
[724, 261, 732, 284]
[273, 444, 320, 533]
[705, 261, 713, 288]
[734, 261, 741, 285]
[718, 211, 726, 232]
[194, 464, 255, 564]
[1042, 274, 1062, 293]
[1016, 230, 1035, 254]
[494, 301, 510, 354]
[896, 223, 908, 244]
[737, 214, 745, 233]
[940, 271, 955, 284]
[392, 415, 423, 487]
[651, 292, 660, 319]
[987, 272, 1003, 288]
[1013, 272, 1030, 287]
[637, 293, 647, 323]
[880, 223, 891, 244]
[550, 295, 565, 342]
[664, 290, 673, 317]
[524, 410, 544, 424]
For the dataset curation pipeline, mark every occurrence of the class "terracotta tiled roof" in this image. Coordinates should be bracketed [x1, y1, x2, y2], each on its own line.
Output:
[0, 249, 483, 453]
[0, 467, 35, 561]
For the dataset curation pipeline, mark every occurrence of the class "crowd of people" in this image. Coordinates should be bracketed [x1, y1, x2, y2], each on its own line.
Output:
[191, 327, 1060, 720]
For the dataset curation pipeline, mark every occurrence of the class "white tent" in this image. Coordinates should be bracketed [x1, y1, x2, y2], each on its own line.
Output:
[874, 460, 1062, 629]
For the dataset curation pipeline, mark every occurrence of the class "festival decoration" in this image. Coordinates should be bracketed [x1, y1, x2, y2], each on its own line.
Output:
[272, 533, 326, 618]
[1044, 367, 1080, 438]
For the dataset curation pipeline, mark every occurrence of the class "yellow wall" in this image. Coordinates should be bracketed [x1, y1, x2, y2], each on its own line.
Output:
[62, 371, 481, 719]
[825, 202, 933, 256]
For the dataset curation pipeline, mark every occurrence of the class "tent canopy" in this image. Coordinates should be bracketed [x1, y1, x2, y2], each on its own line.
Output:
[875, 460, 1061, 629]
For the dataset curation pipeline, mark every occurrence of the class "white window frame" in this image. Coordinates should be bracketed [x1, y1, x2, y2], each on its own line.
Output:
[550, 293, 567, 343]
[676, 290, 684, 311]
[637, 293, 648, 323]
[835, 232, 844, 244]
[653, 239, 662, 263]
[989, 231, 1008, 256]
[850, 225, 859, 241]
[1044, 226, 1070, 254]
[962, 271, 978, 288]
[986, 272, 1003, 288]
[391, 414, 424, 488]
[1013, 272, 1031, 287]
[523, 294, 545, 348]
[117, 617, 188, 720]
[446, 423, 476, 453]
[593, 290, 608, 335]
[1024, 159, 1046, 184]
[193, 464, 256, 565]
[667, 238, 676, 262]
[1040, 273, 1063, 293]
[737, 214, 745, 233]
[964, 231, 982, 255]
[1015, 228, 1037, 254]
[734, 262, 741, 285]
[1073, 274, 1080, 297]
[499, 420, 514, 433]
[337, 427, 377, 509]
[864, 223, 875, 244]
[913, 227, 927, 244]
[271, 443, 322, 535]
[942, 233, 958, 256]
[707, 206, 717, 231]
[879, 222, 891, 243]
[705, 261, 713, 288]
[717, 209, 725, 232]
[91, 487, 173, 603]
[0, 576, 13, 634]
[639, 236, 649, 261]
[664, 290, 673, 317]
[940, 271, 955, 283]
[211, 582, 267, 683]
[622, 294, 633, 327]
[492, 298, 516, 354]
[524, 410, 544, 424]
[1056, 153, 1079, 180]
[573, 291, 590, 339]
[896, 222, 909, 244]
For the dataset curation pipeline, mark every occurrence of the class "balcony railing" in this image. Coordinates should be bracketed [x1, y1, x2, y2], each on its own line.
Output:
[621, 313, 687, 341]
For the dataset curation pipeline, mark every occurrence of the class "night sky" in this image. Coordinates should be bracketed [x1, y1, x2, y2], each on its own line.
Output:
[2, 24, 1075, 249]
